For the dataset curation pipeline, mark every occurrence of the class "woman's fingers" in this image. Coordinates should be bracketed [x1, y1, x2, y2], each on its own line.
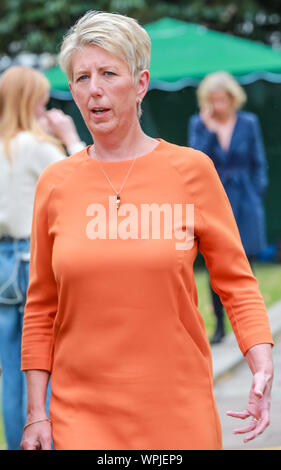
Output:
[226, 409, 251, 419]
[242, 415, 270, 443]
[40, 437, 52, 450]
[233, 419, 257, 435]
[20, 438, 41, 450]
[20, 421, 52, 450]
[226, 407, 271, 443]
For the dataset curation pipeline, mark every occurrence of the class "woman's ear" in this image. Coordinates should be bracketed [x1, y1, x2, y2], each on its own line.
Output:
[136, 69, 150, 102]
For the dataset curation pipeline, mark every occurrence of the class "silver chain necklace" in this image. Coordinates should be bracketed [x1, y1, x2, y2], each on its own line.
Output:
[92, 146, 138, 210]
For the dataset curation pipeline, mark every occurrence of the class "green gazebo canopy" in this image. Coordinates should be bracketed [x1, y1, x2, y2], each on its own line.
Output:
[45, 17, 281, 93]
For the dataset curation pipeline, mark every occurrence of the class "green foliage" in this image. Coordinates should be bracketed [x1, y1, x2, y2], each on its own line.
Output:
[0, 0, 280, 56]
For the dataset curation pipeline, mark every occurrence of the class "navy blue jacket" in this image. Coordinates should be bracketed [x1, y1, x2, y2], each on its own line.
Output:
[188, 111, 268, 256]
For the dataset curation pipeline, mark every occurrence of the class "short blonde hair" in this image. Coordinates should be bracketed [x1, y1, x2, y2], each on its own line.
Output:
[59, 10, 151, 118]
[196, 71, 247, 110]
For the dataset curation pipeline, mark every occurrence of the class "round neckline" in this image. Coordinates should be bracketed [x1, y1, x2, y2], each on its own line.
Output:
[84, 138, 163, 165]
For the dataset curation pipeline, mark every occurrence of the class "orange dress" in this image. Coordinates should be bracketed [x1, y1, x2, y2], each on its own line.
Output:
[21, 139, 273, 450]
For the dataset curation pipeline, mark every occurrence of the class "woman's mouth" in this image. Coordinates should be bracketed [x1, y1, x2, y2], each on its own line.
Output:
[91, 107, 111, 115]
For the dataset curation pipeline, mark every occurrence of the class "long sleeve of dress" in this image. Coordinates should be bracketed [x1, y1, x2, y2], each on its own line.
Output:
[21, 168, 58, 372]
[193, 151, 273, 355]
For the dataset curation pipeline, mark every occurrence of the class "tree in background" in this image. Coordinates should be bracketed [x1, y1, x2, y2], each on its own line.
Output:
[0, 0, 281, 58]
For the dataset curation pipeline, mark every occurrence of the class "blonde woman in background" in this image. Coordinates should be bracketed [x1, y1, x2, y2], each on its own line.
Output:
[188, 71, 268, 344]
[0, 66, 84, 449]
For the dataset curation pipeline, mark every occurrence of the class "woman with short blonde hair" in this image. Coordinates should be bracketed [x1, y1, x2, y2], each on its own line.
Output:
[21, 12, 273, 451]
[59, 10, 151, 118]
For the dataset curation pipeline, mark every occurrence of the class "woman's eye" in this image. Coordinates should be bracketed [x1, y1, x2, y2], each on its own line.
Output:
[77, 75, 89, 82]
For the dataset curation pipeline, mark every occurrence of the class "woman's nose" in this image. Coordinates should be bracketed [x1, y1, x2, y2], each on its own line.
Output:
[89, 75, 103, 96]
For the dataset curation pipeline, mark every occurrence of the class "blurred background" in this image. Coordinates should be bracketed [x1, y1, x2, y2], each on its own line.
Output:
[0, 0, 281, 450]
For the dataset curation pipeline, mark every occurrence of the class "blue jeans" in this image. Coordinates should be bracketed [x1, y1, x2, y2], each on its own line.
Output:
[0, 237, 51, 450]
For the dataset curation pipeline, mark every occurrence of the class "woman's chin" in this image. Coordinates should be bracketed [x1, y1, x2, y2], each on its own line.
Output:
[88, 121, 115, 138]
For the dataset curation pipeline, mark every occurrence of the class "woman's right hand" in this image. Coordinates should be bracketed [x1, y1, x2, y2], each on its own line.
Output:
[20, 419, 52, 450]
[45, 108, 81, 149]
[200, 105, 219, 133]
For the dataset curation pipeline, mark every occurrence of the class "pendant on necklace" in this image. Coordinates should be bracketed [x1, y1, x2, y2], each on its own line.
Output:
[116, 194, 121, 210]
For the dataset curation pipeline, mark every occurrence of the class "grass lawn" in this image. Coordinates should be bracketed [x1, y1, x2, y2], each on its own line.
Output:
[195, 261, 281, 338]
[0, 261, 280, 449]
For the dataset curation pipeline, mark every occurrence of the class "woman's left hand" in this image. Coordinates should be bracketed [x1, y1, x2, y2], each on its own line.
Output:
[226, 343, 273, 443]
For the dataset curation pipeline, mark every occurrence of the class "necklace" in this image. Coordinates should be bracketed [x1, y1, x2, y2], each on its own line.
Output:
[92, 146, 138, 210]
